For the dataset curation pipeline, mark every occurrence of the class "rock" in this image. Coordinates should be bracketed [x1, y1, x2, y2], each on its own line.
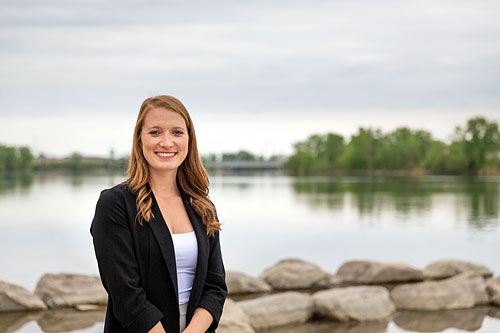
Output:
[218, 299, 255, 333]
[424, 259, 493, 280]
[393, 307, 489, 332]
[238, 291, 313, 330]
[391, 272, 489, 310]
[486, 276, 500, 306]
[0, 281, 47, 312]
[336, 261, 423, 284]
[260, 258, 331, 290]
[313, 286, 395, 322]
[226, 271, 271, 295]
[34, 273, 107, 309]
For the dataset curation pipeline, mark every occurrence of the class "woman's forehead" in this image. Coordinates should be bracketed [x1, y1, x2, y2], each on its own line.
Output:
[142, 107, 187, 128]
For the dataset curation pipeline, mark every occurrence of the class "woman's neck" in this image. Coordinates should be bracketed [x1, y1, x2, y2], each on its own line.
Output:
[149, 169, 180, 198]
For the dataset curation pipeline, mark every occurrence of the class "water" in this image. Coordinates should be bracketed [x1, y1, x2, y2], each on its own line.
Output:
[0, 171, 499, 332]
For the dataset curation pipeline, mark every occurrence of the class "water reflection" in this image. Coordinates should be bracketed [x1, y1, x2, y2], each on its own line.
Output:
[393, 306, 490, 332]
[2, 307, 500, 333]
[291, 176, 500, 230]
[261, 319, 388, 333]
[0, 311, 41, 332]
[0, 174, 34, 196]
[37, 308, 105, 332]
[0, 308, 105, 333]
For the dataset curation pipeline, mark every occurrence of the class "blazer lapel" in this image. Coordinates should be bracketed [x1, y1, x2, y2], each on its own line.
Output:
[149, 191, 179, 303]
[180, 191, 209, 317]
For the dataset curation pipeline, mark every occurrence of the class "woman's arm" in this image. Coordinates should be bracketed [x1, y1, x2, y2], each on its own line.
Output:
[190, 230, 228, 332]
[183, 307, 213, 333]
[91, 188, 164, 332]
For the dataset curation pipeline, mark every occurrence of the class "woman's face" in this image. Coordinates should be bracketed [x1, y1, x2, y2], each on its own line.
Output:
[140, 107, 189, 175]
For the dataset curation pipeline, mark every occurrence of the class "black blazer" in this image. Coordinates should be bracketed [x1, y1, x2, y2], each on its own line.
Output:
[90, 183, 227, 333]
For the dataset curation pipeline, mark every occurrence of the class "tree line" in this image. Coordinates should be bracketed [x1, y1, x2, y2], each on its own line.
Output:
[285, 117, 500, 175]
[2, 116, 499, 176]
[0, 145, 35, 174]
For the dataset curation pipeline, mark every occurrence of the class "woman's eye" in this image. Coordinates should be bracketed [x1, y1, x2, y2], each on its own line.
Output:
[149, 130, 160, 135]
[174, 130, 184, 135]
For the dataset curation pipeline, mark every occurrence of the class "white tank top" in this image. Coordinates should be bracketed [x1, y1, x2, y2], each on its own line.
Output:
[171, 231, 198, 304]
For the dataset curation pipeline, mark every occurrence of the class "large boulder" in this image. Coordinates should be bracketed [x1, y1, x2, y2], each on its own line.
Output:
[313, 286, 395, 322]
[424, 259, 493, 280]
[226, 271, 271, 295]
[336, 261, 423, 285]
[35, 274, 107, 309]
[391, 272, 489, 310]
[260, 258, 332, 290]
[218, 299, 255, 333]
[0, 281, 47, 312]
[486, 276, 500, 306]
[238, 291, 313, 330]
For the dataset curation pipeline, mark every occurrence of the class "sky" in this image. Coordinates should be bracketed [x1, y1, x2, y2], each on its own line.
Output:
[1, 0, 499, 158]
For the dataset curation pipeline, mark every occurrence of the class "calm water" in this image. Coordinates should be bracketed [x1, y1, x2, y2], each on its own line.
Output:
[1, 171, 499, 332]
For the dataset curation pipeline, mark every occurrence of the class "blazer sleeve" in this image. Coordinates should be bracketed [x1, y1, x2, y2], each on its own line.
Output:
[197, 230, 228, 331]
[90, 188, 163, 332]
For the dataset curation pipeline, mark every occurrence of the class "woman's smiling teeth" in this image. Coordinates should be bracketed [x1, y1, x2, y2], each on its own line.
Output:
[156, 152, 176, 158]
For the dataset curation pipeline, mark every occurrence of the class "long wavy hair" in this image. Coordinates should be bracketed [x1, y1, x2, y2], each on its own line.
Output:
[126, 95, 221, 237]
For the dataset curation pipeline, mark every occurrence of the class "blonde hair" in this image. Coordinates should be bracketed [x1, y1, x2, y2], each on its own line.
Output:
[126, 95, 221, 237]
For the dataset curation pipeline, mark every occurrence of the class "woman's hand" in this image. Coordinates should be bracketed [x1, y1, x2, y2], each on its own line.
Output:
[148, 321, 166, 333]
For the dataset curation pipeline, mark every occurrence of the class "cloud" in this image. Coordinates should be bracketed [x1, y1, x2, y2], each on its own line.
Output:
[0, 0, 499, 154]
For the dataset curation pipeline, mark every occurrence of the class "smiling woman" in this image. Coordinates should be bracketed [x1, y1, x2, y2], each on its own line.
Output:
[90, 95, 227, 333]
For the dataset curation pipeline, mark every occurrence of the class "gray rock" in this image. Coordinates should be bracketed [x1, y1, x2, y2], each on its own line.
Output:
[313, 286, 395, 322]
[218, 299, 255, 333]
[336, 261, 423, 284]
[486, 276, 500, 306]
[238, 291, 313, 330]
[391, 272, 489, 310]
[0, 281, 47, 312]
[424, 259, 493, 280]
[260, 258, 331, 290]
[226, 271, 271, 295]
[34, 273, 107, 309]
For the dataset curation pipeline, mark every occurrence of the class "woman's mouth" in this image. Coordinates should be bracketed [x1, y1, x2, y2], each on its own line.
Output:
[156, 152, 177, 159]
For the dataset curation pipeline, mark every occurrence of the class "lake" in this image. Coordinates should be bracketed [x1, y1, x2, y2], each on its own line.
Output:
[1, 171, 499, 332]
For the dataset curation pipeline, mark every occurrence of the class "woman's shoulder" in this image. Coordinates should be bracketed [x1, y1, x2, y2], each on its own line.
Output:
[97, 182, 134, 204]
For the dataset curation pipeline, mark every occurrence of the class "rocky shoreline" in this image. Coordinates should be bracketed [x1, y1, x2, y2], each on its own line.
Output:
[1, 258, 499, 332]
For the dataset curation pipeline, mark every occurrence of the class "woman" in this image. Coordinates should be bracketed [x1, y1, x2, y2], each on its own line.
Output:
[91, 95, 227, 333]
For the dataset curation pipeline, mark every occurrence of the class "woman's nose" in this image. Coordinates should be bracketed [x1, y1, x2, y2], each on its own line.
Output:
[160, 134, 174, 147]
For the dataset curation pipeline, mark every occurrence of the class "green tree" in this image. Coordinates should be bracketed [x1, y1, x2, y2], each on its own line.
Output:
[338, 128, 383, 170]
[377, 128, 433, 169]
[18, 146, 35, 171]
[323, 133, 345, 165]
[69, 152, 83, 172]
[222, 150, 256, 161]
[456, 117, 500, 172]
[3, 146, 18, 172]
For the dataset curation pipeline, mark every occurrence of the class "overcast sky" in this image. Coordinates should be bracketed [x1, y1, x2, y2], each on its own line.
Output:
[1, 0, 499, 157]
